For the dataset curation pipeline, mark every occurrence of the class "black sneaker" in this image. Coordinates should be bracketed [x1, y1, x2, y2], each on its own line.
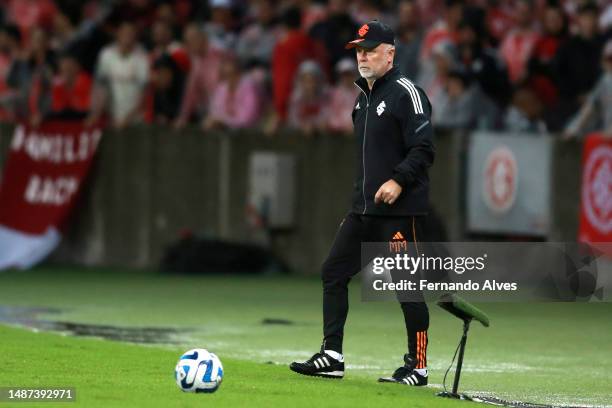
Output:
[378, 354, 427, 386]
[289, 349, 344, 378]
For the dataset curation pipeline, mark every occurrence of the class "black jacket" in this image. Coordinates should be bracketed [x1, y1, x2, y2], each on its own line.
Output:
[351, 66, 435, 216]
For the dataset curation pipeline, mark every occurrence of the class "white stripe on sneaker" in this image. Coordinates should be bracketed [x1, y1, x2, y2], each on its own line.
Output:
[314, 360, 320, 369]
[323, 356, 330, 367]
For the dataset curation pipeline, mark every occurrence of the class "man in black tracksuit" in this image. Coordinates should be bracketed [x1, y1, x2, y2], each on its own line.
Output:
[290, 21, 435, 386]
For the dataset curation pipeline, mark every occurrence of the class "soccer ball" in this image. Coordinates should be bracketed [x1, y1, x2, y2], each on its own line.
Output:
[174, 348, 224, 393]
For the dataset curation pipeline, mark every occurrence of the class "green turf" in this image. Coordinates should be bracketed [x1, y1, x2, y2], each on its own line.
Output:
[0, 325, 464, 408]
[0, 267, 611, 407]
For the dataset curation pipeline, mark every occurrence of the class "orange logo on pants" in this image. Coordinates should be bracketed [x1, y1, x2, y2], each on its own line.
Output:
[389, 231, 407, 253]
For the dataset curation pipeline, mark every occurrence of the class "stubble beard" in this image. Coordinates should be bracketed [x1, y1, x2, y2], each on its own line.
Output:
[358, 66, 378, 81]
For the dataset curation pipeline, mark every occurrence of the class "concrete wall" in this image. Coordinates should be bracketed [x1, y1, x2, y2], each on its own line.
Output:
[0, 124, 582, 274]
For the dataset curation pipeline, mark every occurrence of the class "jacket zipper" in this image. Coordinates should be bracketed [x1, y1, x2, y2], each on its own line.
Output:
[355, 84, 370, 214]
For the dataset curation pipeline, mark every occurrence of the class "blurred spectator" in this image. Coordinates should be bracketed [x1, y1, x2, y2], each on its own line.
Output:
[106, 0, 158, 34]
[601, 4, 612, 35]
[554, 2, 605, 118]
[7, 27, 56, 125]
[0, 0, 606, 135]
[326, 58, 359, 134]
[457, 8, 511, 106]
[418, 0, 464, 92]
[485, 0, 515, 47]
[287, 60, 329, 136]
[0, 24, 21, 121]
[433, 67, 499, 130]
[203, 57, 262, 131]
[563, 39, 612, 139]
[150, 20, 190, 72]
[349, 0, 386, 25]
[59, 11, 116, 75]
[50, 11, 76, 50]
[236, 0, 281, 68]
[203, 0, 237, 51]
[526, 4, 568, 107]
[302, 0, 329, 32]
[87, 22, 149, 128]
[154, 2, 179, 28]
[499, 0, 540, 84]
[420, 0, 464, 60]
[503, 85, 547, 134]
[309, 0, 359, 69]
[49, 52, 92, 119]
[5, 0, 57, 46]
[147, 54, 185, 124]
[154, 1, 193, 28]
[174, 24, 227, 129]
[420, 40, 459, 112]
[271, 7, 328, 123]
[414, 0, 445, 28]
[394, 0, 424, 80]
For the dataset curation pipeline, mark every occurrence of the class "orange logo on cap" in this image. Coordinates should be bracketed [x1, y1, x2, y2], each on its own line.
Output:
[358, 24, 369, 37]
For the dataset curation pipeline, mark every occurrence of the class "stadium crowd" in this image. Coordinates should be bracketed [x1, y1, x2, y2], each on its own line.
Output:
[0, 0, 610, 137]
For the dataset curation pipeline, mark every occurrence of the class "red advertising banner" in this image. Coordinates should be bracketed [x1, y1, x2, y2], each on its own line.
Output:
[578, 133, 612, 253]
[0, 120, 102, 269]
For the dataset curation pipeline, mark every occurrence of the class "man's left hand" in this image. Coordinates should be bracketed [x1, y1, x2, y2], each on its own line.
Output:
[374, 179, 403, 205]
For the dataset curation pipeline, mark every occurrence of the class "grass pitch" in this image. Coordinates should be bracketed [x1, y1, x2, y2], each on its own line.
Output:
[0, 267, 611, 407]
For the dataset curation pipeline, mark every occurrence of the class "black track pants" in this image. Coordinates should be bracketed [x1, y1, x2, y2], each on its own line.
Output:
[321, 212, 429, 368]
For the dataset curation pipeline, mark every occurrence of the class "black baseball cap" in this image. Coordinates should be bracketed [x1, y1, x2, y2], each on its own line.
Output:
[345, 20, 395, 49]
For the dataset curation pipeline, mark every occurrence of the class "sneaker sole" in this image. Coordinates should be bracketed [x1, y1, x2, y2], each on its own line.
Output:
[290, 367, 344, 379]
[378, 376, 427, 386]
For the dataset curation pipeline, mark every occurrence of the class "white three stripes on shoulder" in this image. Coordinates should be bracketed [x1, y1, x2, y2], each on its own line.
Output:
[396, 78, 423, 114]
[399, 78, 423, 114]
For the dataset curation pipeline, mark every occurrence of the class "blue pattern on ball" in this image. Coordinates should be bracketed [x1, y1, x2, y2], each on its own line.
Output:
[180, 351, 199, 360]
[180, 365, 193, 388]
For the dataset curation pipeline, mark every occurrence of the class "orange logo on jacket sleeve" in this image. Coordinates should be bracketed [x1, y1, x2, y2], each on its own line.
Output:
[358, 24, 369, 37]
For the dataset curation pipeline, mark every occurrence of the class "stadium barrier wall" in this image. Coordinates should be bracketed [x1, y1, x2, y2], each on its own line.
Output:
[0, 123, 582, 274]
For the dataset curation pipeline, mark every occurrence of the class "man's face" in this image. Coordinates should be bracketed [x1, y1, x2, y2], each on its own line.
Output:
[59, 57, 79, 81]
[152, 66, 173, 90]
[543, 7, 564, 35]
[514, 1, 532, 28]
[152, 21, 172, 47]
[604, 56, 612, 73]
[117, 24, 136, 51]
[356, 44, 394, 81]
[578, 12, 598, 38]
[0, 32, 8, 51]
[30, 28, 48, 53]
[219, 59, 239, 81]
[183, 25, 207, 55]
[398, 1, 417, 29]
